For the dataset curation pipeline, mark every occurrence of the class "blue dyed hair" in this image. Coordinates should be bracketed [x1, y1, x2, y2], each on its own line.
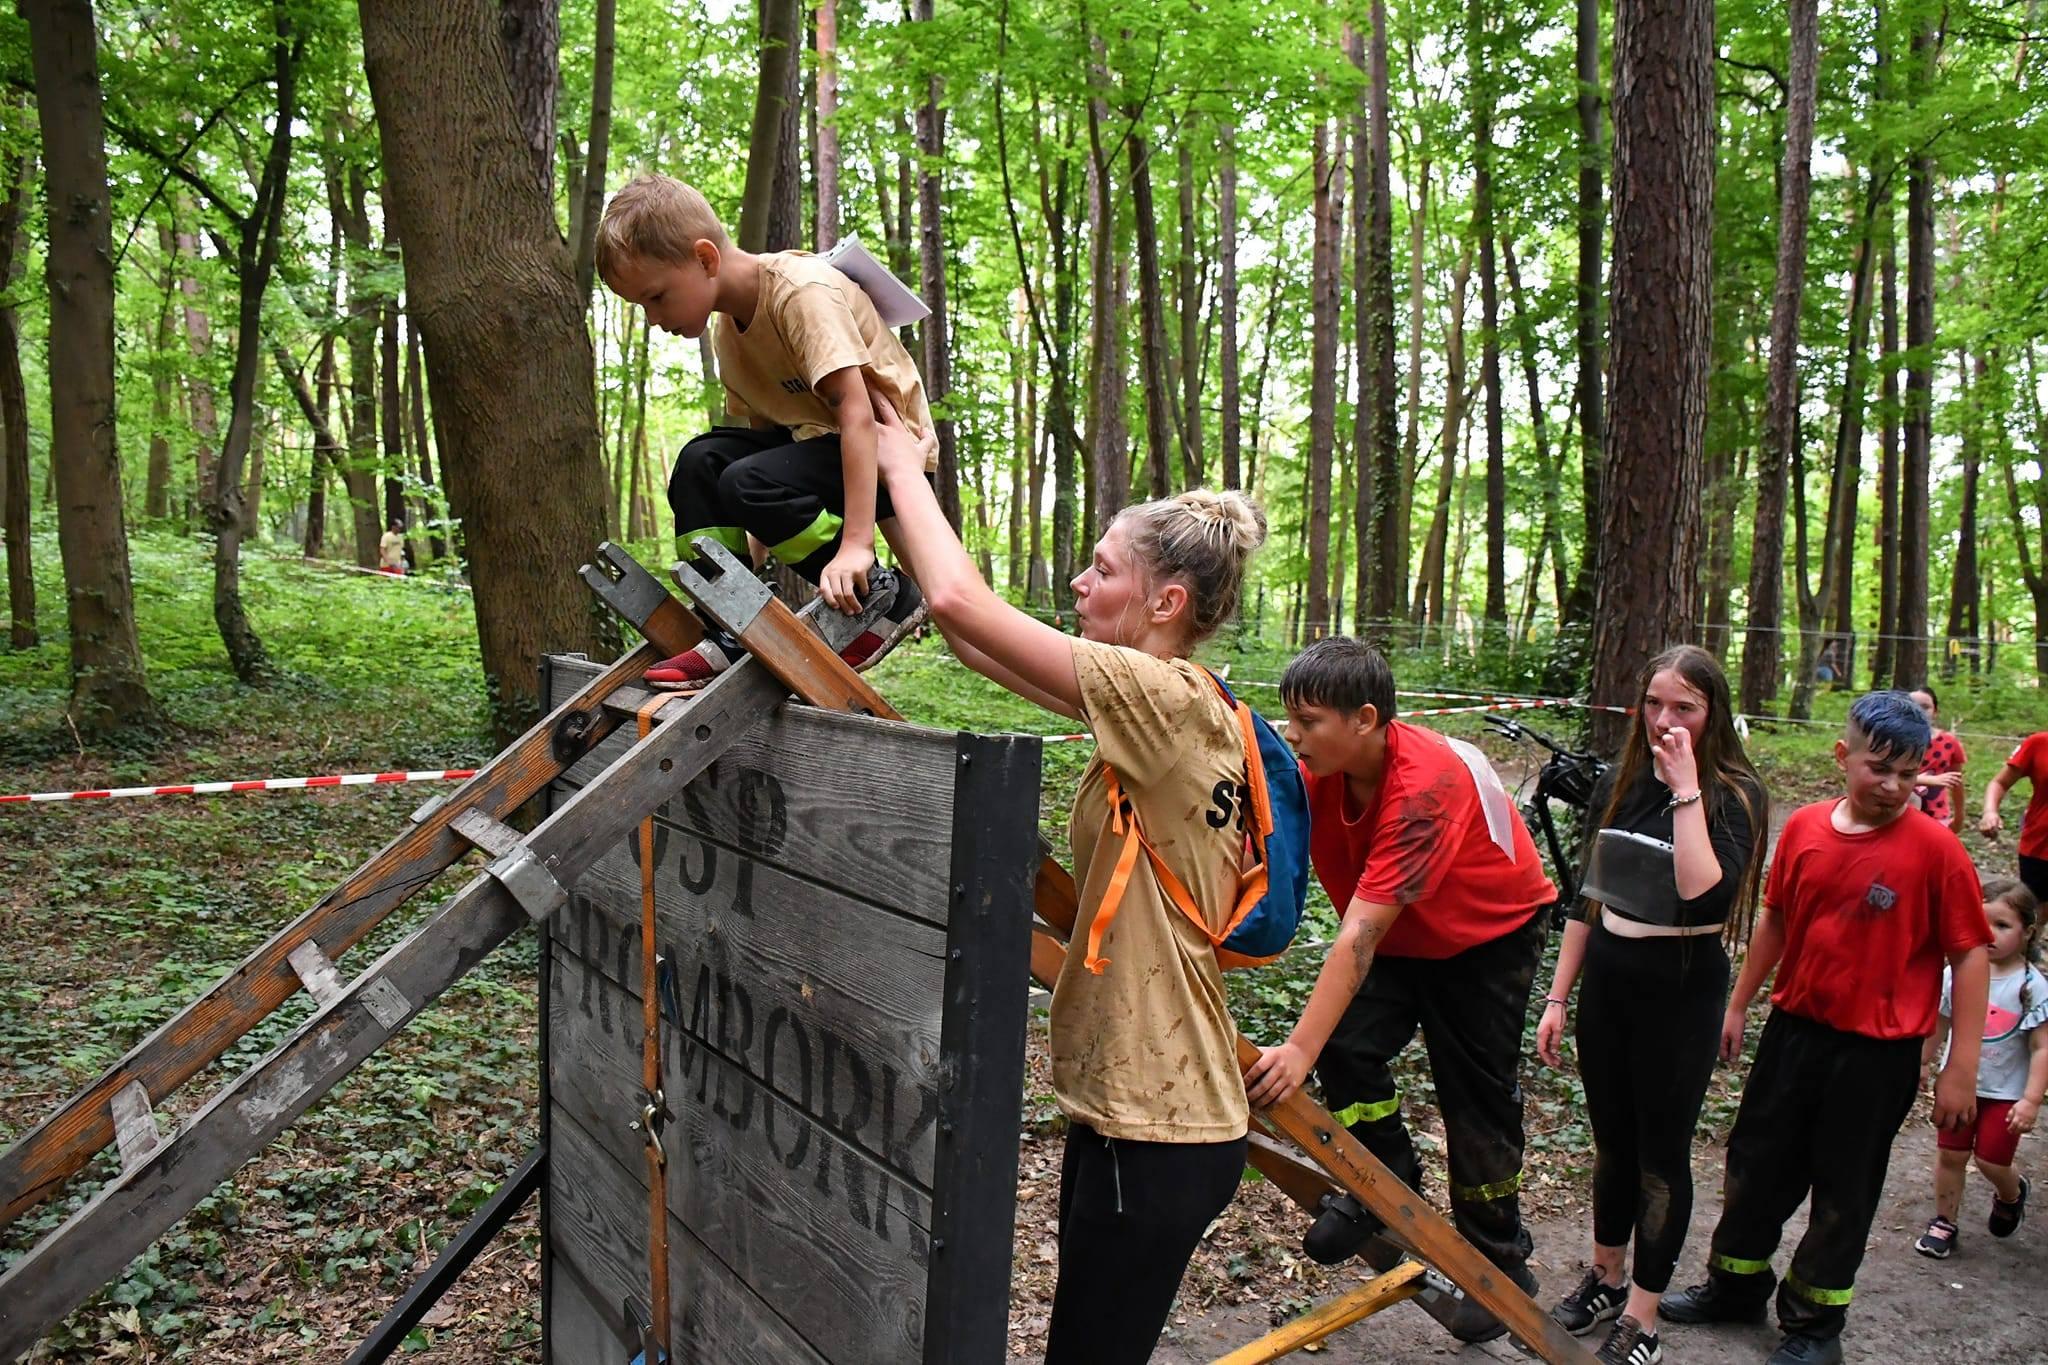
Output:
[1845, 690, 1932, 762]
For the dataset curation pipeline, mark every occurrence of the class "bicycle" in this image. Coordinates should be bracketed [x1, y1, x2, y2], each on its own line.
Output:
[1482, 711, 1609, 927]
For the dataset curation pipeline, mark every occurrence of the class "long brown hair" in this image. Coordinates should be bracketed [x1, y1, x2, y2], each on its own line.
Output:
[1597, 644, 1770, 945]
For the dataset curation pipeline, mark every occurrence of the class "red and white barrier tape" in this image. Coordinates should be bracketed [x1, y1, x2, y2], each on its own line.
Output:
[0, 768, 478, 805]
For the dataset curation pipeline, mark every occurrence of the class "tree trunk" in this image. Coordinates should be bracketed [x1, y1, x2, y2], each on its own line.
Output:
[738, 0, 802, 251]
[1589, 0, 1714, 751]
[1736, 0, 1819, 715]
[498, 0, 558, 198]
[1307, 119, 1340, 642]
[25, 0, 160, 728]
[1945, 349, 1982, 676]
[1896, 21, 1937, 688]
[327, 139, 382, 567]
[380, 285, 407, 531]
[361, 0, 617, 739]
[1415, 242, 1472, 630]
[1400, 154, 1430, 634]
[1502, 236, 1557, 637]
[1467, 0, 1506, 627]
[1218, 120, 1241, 490]
[1008, 294, 1026, 593]
[1358, 3, 1401, 632]
[1822, 170, 1885, 672]
[146, 223, 176, 521]
[1127, 129, 1175, 499]
[308, 329, 339, 557]
[912, 0, 958, 529]
[1175, 139, 1204, 487]
[768, 1, 804, 252]
[1560, 0, 1605, 641]
[570, 0, 616, 299]
[174, 202, 220, 518]
[1085, 118, 1128, 535]
[627, 313, 651, 539]
[0, 151, 33, 648]
[1873, 159, 1901, 687]
[814, 0, 839, 247]
[402, 315, 436, 560]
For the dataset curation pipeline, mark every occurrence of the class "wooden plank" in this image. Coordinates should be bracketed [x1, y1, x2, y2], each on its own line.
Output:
[922, 732, 1038, 1365]
[556, 856, 948, 1186]
[551, 659, 960, 924]
[450, 807, 524, 858]
[548, 959, 929, 1362]
[0, 641, 661, 1229]
[1210, 1262, 1426, 1365]
[547, 1105, 828, 1365]
[0, 646, 841, 1359]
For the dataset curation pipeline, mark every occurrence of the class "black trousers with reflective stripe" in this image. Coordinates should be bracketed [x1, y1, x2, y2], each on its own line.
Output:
[1311, 910, 1544, 1271]
[1703, 1009, 1921, 1340]
[668, 425, 897, 580]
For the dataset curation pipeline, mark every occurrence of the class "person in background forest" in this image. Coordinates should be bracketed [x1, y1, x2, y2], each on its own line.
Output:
[1536, 645, 1768, 1365]
[868, 399, 1267, 1364]
[377, 518, 406, 577]
[1661, 692, 1990, 1365]
[1245, 636, 1556, 1346]
[595, 173, 931, 687]
[1908, 686, 1965, 833]
[1978, 730, 2048, 902]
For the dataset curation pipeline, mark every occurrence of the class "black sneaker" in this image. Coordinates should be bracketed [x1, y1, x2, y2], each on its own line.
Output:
[838, 569, 927, 672]
[1914, 1214, 1959, 1259]
[1990, 1175, 2029, 1238]
[1446, 1263, 1539, 1344]
[1766, 1333, 1844, 1365]
[1595, 1315, 1663, 1365]
[1553, 1266, 1630, 1336]
[1301, 1190, 1384, 1265]
[1658, 1278, 1769, 1325]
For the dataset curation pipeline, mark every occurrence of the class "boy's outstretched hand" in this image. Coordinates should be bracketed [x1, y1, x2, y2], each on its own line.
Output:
[1244, 1039, 1314, 1109]
[819, 541, 875, 613]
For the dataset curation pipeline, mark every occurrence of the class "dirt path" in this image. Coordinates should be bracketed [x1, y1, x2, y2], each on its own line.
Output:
[1152, 1121, 2048, 1363]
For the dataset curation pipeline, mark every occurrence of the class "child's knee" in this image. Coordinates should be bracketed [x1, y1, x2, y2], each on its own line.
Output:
[1938, 1146, 1972, 1170]
[1973, 1155, 2014, 1181]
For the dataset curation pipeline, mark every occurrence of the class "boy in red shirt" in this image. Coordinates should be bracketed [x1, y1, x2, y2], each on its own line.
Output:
[1978, 730, 2048, 902]
[1245, 638, 1557, 1344]
[1662, 692, 1990, 1365]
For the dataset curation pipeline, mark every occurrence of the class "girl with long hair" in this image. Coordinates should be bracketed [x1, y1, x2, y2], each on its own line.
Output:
[1535, 645, 1770, 1365]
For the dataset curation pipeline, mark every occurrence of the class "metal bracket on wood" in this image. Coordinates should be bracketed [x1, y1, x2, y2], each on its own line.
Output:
[484, 845, 570, 923]
[670, 538, 774, 636]
[107, 1081, 160, 1174]
[285, 940, 347, 1010]
[407, 794, 448, 826]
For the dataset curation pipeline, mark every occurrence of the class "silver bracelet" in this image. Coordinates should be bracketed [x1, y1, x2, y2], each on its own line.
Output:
[1666, 789, 1704, 812]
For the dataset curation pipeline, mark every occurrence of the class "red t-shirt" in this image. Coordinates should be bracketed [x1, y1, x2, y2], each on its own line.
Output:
[1915, 730, 1965, 824]
[1763, 799, 1991, 1039]
[2005, 733, 2048, 860]
[1304, 721, 1555, 959]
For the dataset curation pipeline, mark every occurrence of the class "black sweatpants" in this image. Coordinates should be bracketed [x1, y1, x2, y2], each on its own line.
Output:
[1312, 910, 1544, 1272]
[1576, 925, 1728, 1293]
[1044, 1122, 1247, 1364]
[2019, 854, 2048, 906]
[667, 425, 895, 581]
[1702, 1009, 1921, 1340]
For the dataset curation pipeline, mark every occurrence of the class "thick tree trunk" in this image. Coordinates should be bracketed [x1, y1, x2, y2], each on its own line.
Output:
[1307, 120, 1340, 642]
[1736, 0, 1819, 715]
[0, 152, 33, 648]
[768, 4, 804, 252]
[1175, 140, 1204, 487]
[1085, 121, 1128, 535]
[25, 0, 160, 727]
[1127, 129, 1175, 499]
[1873, 182, 1901, 687]
[570, 0, 616, 299]
[1896, 22, 1937, 688]
[498, 0, 558, 198]
[738, 0, 802, 251]
[1560, 0, 1605, 638]
[361, 0, 616, 738]
[814, 0, 839, 247]
[1590, 0, 1714, 751]
[1468, 0, 1506, 627]
[1218, 121, 1241, 490]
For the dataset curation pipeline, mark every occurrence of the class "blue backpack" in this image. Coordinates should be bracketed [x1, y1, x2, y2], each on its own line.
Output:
[1085, 671, 1311, 973]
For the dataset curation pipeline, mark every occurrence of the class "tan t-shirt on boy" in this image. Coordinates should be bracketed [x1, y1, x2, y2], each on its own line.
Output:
[1054, 640, 1251, 1143]
[714, 251, 936, 472]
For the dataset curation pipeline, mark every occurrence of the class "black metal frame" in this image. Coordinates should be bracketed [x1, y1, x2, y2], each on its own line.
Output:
[920, 732, 1042, 1365]
[343, 1144, 545, 1365]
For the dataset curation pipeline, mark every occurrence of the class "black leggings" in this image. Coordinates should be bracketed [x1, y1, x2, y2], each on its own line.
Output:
[1044, 1123, 1246, 1364]
[1575, 924, 1728, 1293]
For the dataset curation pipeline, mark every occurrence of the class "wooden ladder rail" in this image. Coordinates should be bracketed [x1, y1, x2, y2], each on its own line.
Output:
[0, 584, 892, 1360]
[628, 539, 1595, 1365]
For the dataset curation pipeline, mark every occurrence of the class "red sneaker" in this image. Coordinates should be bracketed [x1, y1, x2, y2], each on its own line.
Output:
[645, 638, 735, 690]
[838, 573, 927, 671]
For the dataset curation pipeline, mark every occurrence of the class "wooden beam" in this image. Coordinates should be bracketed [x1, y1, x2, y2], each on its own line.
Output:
[1209, 1261, 1425, 1365]
[0, 642, 662, 1229]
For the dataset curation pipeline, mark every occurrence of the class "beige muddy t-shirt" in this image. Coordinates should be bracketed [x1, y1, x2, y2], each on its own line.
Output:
[1053, 641, 1251, 1143]
[714, 251, 936, 472]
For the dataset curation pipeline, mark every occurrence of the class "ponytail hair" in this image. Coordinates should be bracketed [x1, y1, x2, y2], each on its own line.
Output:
[1114, 489, 1269, 642]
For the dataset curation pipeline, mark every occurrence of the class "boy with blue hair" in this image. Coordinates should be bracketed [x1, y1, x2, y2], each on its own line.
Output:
[1661, 692, 1990, 1365]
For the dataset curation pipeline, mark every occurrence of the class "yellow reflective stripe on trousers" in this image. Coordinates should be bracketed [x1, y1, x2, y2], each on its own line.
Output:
[1711, 1252, 1773, 1277]
[1784, 1271, 1853, 1306]
[1330, 1095, 1401, 1128]
[770, 509, 843, 564]
[681, 525, 748, 556]
[1450, 1171, 1523, 1203]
